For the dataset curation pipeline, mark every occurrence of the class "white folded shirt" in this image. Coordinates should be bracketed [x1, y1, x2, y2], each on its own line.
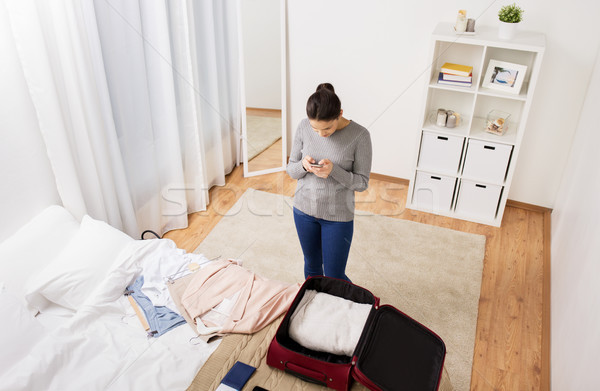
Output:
[288, 290, 372, 356]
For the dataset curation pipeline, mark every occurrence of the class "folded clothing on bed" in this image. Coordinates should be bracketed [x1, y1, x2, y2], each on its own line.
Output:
[131, 238, 212, 314]
[288, 290, 372, 357]
[179, 259, 300, 335]
[126, 276, 186, 337]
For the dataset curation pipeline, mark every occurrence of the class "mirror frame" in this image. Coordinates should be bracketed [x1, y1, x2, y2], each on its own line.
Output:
[238, 0, 287, 178]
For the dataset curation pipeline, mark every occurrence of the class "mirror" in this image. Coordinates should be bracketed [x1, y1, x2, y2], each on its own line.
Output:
[239, 0, 286, 177]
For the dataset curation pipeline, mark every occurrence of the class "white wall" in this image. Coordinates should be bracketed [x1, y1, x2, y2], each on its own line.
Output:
[550, 48, 600, 390]
[0, 4, 60, 242]
[286, 0, 600, 208]
[242, 0, 281, 109]
[1, 0, 598, 243]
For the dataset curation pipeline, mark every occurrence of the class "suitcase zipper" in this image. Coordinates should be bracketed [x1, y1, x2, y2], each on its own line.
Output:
[351, 365, 381, 391]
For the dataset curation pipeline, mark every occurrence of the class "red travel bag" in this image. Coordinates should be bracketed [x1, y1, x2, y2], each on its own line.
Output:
[266, 276, 446, 391]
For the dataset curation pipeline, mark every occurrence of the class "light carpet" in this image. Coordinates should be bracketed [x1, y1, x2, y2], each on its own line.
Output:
[246, 115, 282, 161]
[194, 189, 486, 390]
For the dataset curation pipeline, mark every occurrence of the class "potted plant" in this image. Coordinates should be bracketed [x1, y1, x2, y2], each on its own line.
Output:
[498, 3, 524, 39]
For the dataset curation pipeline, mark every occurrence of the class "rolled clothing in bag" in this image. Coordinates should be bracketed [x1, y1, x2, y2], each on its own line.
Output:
[288, 289, 372, 356]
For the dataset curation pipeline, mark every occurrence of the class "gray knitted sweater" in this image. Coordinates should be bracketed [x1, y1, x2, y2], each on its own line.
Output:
[286, 118, 372, 222]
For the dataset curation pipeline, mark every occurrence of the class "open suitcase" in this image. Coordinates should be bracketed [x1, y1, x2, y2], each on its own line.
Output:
[266, 276, 446, 391]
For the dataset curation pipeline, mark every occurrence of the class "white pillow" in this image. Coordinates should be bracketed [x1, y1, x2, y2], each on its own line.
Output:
[24, 215, 134, 312]
[0, 205, 79, 299]
[0, 283, 48, 377]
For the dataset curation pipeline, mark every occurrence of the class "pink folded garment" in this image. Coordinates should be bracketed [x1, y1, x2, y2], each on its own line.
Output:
[181, 259, 300, 334]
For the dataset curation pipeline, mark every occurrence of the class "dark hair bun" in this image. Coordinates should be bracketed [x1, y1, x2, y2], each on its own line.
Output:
[307, 83, 341, 121]
[316, 83, 335, 93]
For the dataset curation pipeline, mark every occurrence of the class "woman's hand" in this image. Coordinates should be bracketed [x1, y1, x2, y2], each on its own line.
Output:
[302, 156, 317, 172]
[312, 159, 333, 178]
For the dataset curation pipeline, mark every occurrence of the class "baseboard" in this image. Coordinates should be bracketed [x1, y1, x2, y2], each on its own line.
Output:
[506, 199, 553, 213]
[541, 209, 551, 391]
[369, 172, 409, 185]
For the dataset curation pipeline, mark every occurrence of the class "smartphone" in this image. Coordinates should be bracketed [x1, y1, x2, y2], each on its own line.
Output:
[310, 163, 323, 168]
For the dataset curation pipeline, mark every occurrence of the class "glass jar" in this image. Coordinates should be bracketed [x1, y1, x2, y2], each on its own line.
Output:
[486, 110, 511, 135]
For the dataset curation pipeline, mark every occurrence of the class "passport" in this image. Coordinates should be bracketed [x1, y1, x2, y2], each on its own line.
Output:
[215, 361, 256, 391]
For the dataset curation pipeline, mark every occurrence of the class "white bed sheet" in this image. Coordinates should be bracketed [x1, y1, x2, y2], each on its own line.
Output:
[0, 240, 220, 391]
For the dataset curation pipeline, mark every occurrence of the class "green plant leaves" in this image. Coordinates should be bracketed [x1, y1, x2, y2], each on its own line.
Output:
[498, 3, 524, 23]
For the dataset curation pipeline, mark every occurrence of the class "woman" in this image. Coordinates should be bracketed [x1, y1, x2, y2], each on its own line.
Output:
[286, 83, 372, 281]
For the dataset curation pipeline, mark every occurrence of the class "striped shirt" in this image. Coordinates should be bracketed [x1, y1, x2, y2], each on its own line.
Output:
[286, 118, 372, 222]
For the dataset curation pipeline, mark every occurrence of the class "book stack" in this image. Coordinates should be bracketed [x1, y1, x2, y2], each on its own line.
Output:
[438, 62, 473, 87]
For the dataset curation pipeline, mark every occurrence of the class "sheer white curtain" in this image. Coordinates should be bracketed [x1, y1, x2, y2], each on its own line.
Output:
[3, 0, 240, 237]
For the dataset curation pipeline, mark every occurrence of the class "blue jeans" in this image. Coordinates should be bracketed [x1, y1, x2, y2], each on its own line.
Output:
[293, 207, 353, 281]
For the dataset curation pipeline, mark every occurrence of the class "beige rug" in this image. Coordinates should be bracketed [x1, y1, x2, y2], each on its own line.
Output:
[246, 115, 282, 160]
[194, 189, 486, 391]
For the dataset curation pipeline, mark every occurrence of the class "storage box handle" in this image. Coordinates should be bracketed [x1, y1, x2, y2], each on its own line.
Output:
[431, 176, 441, 180]
[437, 136, 448, 141]
[484, 145, 496, 150]
[476, 184, 487, 189]
[284, 362, 327, 386]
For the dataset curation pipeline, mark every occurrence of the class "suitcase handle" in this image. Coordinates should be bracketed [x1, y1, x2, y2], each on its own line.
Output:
[284, 361, 327, 386]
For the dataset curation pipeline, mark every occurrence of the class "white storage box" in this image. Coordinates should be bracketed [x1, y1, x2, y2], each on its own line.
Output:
[413, 171, 457, 212]
[455, 179, 503, 221]
[417, 131, 465, 175]
[462, 139, 513, 184]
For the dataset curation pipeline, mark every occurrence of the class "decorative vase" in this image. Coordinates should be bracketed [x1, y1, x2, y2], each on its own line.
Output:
[455, 10, 467, 33]
[498, 21, 518, 39]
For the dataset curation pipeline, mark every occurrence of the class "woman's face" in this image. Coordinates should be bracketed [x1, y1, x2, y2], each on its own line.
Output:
[309, 118, 338, 138]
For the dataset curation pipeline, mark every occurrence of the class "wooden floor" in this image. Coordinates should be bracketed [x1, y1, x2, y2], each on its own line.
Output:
[164, 166, 547, 391]
[248, 138, 283, 172]
[246, 108, 284, 173]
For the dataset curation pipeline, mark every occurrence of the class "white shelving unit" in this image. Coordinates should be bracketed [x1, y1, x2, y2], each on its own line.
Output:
[406, 23, 545, 227]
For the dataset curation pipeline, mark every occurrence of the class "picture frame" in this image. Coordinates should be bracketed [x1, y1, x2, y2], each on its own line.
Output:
[482, 59, 528, 95]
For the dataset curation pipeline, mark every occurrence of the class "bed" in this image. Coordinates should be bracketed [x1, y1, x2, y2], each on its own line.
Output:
[0, 206, 221, 391]
[1, 205, 454, 391]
